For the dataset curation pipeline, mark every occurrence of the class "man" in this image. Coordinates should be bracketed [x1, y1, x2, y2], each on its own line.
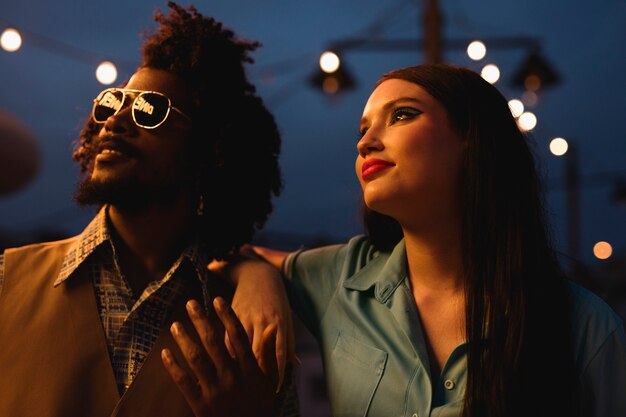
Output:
[0, 3, 296, 416]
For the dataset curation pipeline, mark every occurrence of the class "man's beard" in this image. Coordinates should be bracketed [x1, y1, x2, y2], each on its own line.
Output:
[74, 175, 187, 213]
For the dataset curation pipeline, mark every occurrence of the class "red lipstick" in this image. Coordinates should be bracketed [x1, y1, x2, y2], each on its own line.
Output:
[361, 158, 395, 180]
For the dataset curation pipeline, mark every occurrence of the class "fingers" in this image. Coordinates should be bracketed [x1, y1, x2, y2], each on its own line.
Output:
[185, 299, 234, 373]
[275, 326, 287, 391]
[223, 333, 236, 359]
[251, 326, 265, 367]
[169, 321, 216, 387]
[214, 297, 282, 392]
[161, 348, 202, 407]
[213, 297, 258, 370]
[260, 325, 280, 393]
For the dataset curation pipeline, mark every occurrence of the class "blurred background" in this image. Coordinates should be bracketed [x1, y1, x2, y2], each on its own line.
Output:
[1, 1, 625, 415]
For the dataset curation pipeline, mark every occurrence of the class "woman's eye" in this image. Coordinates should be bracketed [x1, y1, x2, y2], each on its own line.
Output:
[391, 107, 420, 123]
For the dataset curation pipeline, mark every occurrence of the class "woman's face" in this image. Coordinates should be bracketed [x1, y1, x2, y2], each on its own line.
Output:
[355, 78, 466, 227]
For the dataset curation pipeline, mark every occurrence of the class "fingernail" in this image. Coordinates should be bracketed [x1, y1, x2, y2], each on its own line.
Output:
[213, 297, 226, 311]
[162, 349, 172, 364]
[187, 299, 201, 313]
[171, 322, 181, 334]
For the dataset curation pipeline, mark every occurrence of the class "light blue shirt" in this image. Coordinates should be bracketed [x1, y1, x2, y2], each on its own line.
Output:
[283, 236, 626, 417]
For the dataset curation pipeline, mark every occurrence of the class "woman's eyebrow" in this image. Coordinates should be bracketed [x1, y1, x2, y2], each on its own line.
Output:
[361, 97, 425, 128]
[381, 97, 425, 111]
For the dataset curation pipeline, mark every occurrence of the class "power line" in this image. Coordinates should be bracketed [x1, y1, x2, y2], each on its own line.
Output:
[0, 21, 137, 72]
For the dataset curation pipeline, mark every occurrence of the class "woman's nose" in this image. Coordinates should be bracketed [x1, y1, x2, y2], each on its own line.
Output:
[357, 128, 384, 157]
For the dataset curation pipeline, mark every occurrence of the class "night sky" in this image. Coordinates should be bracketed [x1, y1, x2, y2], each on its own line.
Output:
[0, 0, 625, 267]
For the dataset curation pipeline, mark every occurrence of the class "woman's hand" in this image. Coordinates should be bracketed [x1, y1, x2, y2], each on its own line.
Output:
[162, 297, 277, 417]
[223, 250, 295, 392]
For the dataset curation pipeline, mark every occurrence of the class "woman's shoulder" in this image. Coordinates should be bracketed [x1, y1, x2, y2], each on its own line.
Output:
[567, 281, 622, 332]
[283, 235, 381, 276]
[567, 281, 625, 370]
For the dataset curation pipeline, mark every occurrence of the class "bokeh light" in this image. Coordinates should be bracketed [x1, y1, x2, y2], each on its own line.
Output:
[524, 75, 541, 91]
[319, 51, 340, 74]
[522, 90, 539, 107]
[549, 137, 569, 156]
[1, 28, 22, 52]
[517, 111, 537, 131]
[508, 99, 524, 118]
[96, 61, 117, 85]
[322, 76, 339, 94]
[593, 241, 613, 260]
[481, 64, 500, 84]
[467, 41, 486, 61]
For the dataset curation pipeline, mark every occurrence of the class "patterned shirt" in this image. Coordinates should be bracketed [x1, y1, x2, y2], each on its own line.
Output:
[53, 207, 211, 393]
[0, 207, 299, 416]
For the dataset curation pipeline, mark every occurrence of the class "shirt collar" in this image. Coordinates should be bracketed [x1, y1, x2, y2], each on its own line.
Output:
[180, 242, 211, 287]
[54, 206, 111, 286]
[54, 205, 211, 288]
[343, 238, 408, 303]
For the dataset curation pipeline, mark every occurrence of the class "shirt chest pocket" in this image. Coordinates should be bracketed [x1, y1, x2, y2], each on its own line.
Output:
[326, 332, 388, 417]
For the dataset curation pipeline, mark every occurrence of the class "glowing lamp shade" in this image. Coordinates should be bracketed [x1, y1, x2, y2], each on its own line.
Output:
[322, 77, 340, 94]
[96, 61, 118, 85]
[467, 41, 486, 61]
[320, 51, 340, 74]
[310, 59, 355, 94]
[549, 137, 568, 156]
[508, 99, 524, 118]
[481, 64, 500, 84]
[1, 28, 22, 52]
[517, 111, 537, 131]
[593, 241, 612, 260]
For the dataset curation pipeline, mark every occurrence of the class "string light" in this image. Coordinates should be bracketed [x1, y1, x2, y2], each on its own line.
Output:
[517, 111, 537, 131]
[549, 137, 568, 156]
[480, 64, 500, 84]
[319, 51, 340, 73]
[593, 241, 613, 260]
[467, 41, 486, 60]
[1, 28, 22, 52]
[508, 99, 524, 118]
[96, 61, 117, 85]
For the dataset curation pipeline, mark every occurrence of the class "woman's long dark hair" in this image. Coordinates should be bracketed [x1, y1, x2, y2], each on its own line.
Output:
[364, 64, 577, 417]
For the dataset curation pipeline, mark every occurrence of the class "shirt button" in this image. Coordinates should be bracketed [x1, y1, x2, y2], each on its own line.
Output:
[444, 379, 455, 390]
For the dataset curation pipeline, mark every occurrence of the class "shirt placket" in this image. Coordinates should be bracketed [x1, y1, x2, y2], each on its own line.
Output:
[113, 261, 184, 391]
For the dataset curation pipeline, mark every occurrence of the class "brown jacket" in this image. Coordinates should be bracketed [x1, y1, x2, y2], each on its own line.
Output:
[0, 238, 208, 417]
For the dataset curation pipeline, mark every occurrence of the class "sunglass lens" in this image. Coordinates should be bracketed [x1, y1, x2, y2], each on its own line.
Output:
[93, 90, 124, 122]
[133, 92, 170, 128]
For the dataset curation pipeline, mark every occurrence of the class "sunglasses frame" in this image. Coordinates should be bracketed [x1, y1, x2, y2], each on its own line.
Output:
[92, 88, 191, 129]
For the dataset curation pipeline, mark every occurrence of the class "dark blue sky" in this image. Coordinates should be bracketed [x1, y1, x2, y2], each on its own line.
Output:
[0, 0, 625, 266]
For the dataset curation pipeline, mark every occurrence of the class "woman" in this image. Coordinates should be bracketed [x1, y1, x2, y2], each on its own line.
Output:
[171, 64, 626, 417]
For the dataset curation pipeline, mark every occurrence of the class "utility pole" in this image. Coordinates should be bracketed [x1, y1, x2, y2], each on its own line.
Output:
[565, 144, 583, 279]
[423, 0, 443, 63]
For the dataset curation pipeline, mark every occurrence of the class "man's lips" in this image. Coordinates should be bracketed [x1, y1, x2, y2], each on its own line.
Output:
[361, 158, 395, 180]
[95, 136, 140, 161]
